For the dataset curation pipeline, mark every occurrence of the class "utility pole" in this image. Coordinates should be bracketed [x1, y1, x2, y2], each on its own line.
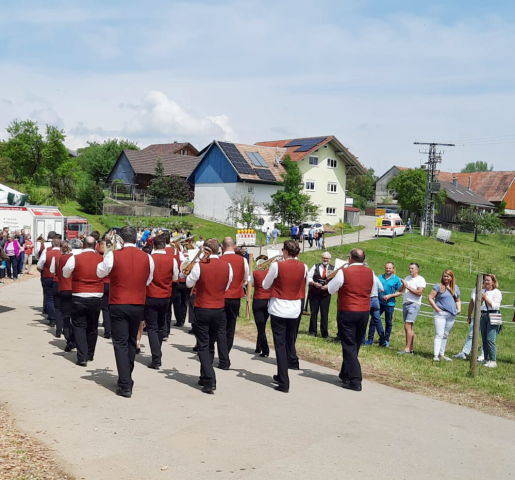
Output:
[414, 142, 455, 237]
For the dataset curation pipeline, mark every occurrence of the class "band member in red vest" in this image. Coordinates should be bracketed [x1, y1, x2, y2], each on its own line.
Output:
[49, 241, 69, 338]
[97, 226, 154, 398]
[186, 238, 233, 394]
[250, 256, 271, 357]
[262, 240, 308, 393]
[217, 237, 249, 369]
[63, 236, 104, 366]
[53, 242, 75, 352]
[163, 231, 178, 337]
[37, 235, 61, 327]
[328, 248, 373, 392]
[146, 235, 178, 369]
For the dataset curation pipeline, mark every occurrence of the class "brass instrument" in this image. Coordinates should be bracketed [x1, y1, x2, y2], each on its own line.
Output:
[180, 246, 212, 276]
[170, 235, 196, 249]
[256, 255, 283, 270]
[325, 261, 349, 281]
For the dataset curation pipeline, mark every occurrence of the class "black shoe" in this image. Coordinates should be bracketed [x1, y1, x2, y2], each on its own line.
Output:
[64, 344, 72, 352]
[288, 364, 300, 370]
[87, 356, 94, 361]
[76, 360, 87, 367]
[104, 333, 111, 339]
[322, 335, 329, 339]
[148, 362, 161, 370]
[49, 322, 56, 328]
[309, 333, 316, 337]
[187, 329, 195, 335]
[55, 329, 62, 338]
[342, 382, 362, 392]
[217, 364, 230, 370]
[272, 375, 280, 383]
[260, 353, 269, 358]
[116, 388, 132, 398]
[136, 348, 141, 354]
[198, 379, 204, 386]
[254, 348, 261, 354]
[274, 386, 289, 393]
[193, 345, 198, 352]
[201, 385, 216, 394]
[174, 322, 184, 327]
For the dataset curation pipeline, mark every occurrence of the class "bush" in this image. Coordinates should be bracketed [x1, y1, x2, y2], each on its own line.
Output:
[78, 181, 104, 214]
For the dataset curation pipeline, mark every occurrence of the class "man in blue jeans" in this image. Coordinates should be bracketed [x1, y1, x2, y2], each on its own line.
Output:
[363, 271, 385, 346]
[368, 262, 402, 347]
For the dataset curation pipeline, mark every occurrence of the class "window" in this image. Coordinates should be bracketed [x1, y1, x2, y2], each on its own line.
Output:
[327, 182, 337, 193]
[305, 181, 315, 191]
[326, 207, 336, 215]
[248, 186, 254, 193]
[327, 158, 337, 169]
[309, 156, 318, 166]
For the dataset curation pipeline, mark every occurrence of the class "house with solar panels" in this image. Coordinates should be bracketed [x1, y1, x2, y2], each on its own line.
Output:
[255, 136, 367, 224]
[187, 141, 287, 229]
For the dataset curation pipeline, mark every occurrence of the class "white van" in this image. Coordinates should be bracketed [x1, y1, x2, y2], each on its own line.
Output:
[375, 213, 405, 238]
[301, 222, 324, 237]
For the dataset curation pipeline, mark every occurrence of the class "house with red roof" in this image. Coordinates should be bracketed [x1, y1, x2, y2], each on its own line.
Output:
[255, 136, 367, 224]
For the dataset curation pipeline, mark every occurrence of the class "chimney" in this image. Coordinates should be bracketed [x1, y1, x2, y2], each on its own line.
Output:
[452, 177, 458, 187]
[468, 176, 471, 190]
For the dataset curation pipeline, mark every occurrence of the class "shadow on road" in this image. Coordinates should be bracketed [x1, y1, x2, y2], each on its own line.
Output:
[233, 368, 275, 390]
[298, 368, 341, 387]
[81, 367, 119, 393]
[159, 368, 200, 391]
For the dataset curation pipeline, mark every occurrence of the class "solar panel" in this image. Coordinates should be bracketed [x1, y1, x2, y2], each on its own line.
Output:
[285, 137, 326, 152]
[219, 142, 254, 175]
[255, 168, 277, 182]
[246, 151, 268, 167]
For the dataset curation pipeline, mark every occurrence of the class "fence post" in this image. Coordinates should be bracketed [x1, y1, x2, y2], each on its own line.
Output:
[246, 253, 253, 318]
[470, 273, 484, 377]
[469, 258, 472, 274]
[403, 244, 406, 260]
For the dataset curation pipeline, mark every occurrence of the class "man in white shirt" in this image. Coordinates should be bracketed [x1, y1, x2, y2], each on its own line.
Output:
[398, 263, 426, 355]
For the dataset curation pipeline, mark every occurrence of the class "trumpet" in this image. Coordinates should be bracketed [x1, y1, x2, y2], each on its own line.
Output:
[256, 255, 283, 270]
[180, 246, 212, 276]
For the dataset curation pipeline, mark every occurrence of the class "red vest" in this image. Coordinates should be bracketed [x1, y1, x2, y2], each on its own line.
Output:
[72, 251, 104, 294]
[194, 258, 230, 309]
[252, 270, 271, 300]
[53, 252, 63, 283]
[43, 249, 61, 278]
[297, 264, 307, 300]
[109, 247, 150, 305]
[219, 253, 245, 298]
[270, 260, 306, 300]
[146, 253, 175, 299]
[337, 265, 374, 312]
[56, 254, 73, 292]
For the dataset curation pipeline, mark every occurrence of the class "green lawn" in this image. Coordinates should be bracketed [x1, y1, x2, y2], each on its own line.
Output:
[237, 231, 515, 417]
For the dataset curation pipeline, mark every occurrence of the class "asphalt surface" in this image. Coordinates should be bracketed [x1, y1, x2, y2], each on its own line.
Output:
[0, 273, 514, 480]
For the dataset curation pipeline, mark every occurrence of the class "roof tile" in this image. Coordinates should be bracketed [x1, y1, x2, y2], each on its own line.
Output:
[437, 171, 515, 202]
[124, 149, 200, 178]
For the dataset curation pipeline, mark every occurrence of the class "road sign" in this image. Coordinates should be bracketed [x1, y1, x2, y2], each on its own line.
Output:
[375, 208, 386, 216]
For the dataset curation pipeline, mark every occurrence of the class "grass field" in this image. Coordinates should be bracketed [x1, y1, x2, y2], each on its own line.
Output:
[236, 230, 515, 418]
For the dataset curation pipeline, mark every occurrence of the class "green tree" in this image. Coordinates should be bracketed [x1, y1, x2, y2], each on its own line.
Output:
[77, 180, 105, 214]
[167, 174, 193, 206]
[457, 208, 504, 242]
[227, 192, 261, 228]
[78, 138, 139, 183]
[265, 156, 320, 225]
[147, 159, 169, 203]
[388, 169, 427, 216]
[346, 168, 376, 210]
[461, 161, 493, 173]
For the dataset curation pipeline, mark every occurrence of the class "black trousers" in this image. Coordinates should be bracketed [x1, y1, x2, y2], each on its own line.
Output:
[72, 296, 102, 363]
[42, 277, 55, 324]
[337, 310, 369, 387]
[271, 315, 298, 390]
[252, 298, 269, 356]
[144, 297, 169, 364]
[60, 290, 74, 347]
[217, 298, 240, 367]
[101, 283, 111, 335]
[165, 293, 173, 335]
[289, 299, 304, 368]
[172, 282, 188, 325]
[188, 293, 196, 329]
[52, 282, 63, 336]
[195, 307, 224, 388]
[309, 294, 331, 337]
[110, 304, 144, 391]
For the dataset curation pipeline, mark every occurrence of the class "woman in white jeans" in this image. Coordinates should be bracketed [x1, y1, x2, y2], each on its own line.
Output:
[428, 270, 461, 362]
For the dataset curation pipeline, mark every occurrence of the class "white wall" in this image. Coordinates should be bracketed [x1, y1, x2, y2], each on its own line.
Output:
[193, 182, 282, 230]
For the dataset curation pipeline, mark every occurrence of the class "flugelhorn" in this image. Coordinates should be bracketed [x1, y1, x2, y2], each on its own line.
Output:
[256, 255, 282, 270]
[180, 246, 212, 276]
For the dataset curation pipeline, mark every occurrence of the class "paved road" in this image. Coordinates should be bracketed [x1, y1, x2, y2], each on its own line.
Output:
[248, 215, 378, 258]
[0, 278, 513, 480]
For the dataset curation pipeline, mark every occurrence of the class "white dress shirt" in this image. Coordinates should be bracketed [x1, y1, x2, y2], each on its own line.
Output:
[186, 254, 233, 290]
[152, 249, 179, 282]
[262, 259, 308, 319]
[307, 263, 332, 284]
[222, 251, 249, 285]
[96, 243, 154, 286]
[37, 247, 60, 271]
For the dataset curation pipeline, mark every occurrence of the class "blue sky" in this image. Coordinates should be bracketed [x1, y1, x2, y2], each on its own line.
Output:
[1, 0, 514, 173]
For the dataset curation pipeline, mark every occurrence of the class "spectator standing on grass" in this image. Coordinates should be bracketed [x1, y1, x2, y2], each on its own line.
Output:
[308, 226, 315, 248]
[398, 263, 426, 355]
[427, 270, 461, 362]
[468, 274, 502, 368]
[372, 262, 402, 347]
[291, 224, 298, 241]
[363, 271, 385, 346]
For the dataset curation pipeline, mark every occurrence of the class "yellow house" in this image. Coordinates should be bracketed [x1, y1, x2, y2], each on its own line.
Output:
[256, 136, 367, 224]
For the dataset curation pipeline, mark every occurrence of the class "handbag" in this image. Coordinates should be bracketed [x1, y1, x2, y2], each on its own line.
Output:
[486, 303, 502, 326]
